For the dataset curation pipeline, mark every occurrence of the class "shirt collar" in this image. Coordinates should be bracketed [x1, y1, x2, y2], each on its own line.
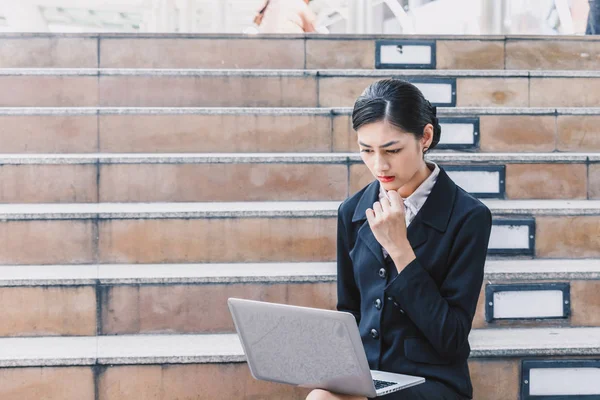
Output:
[379, 162, 440, 215]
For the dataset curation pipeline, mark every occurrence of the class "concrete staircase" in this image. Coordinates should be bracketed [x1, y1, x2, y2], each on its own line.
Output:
[0, 33, 599, 399]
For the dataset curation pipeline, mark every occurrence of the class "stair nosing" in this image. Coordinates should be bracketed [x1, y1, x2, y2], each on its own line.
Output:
[0, 152, 595, 165]
[0, 200, 598, 220]
[5, 106, 600, 116]
[6, 68, 600, 78]
[0, 260, 598, 286]
[0, 328, 599, 366]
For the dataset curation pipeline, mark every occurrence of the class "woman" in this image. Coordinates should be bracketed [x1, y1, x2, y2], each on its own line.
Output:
[307, 79, 492, 400]
[253, 0, 316, 34]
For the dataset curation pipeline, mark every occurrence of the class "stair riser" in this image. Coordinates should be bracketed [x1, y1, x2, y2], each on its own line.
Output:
[5, 358, 600, 400]
[0, 279, 598, 337]
[1, 113, 598, 153]
[5, 75, 600, 108]
[0, 162, 595, 203]
[0, 215, 597, 265]
[5, 36, 600, 71]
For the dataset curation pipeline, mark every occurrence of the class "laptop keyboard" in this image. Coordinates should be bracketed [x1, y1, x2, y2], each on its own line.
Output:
[373, 379, 396, 390]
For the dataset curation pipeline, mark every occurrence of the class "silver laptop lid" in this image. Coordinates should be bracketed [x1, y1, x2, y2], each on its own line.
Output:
[228, 298, 377, 397]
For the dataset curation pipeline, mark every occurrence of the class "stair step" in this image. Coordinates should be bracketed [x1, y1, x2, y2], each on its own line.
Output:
[0, 152, 595, 163]
[0, 260, 596, 336]
[0, 259, 599, 286]
[6, 34, 600, 72]
[0, 328, 596, 400]
[3, 68, 600, 107]
[0, 200, 596, 264]
[0, 327, 597, 366]
[0, 199, 596, 218]
[0, 152, 595, 202]
[1, 106, 598, 153]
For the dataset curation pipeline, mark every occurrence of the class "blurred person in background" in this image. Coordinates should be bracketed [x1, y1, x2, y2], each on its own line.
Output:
[587, 0, 600, 33]
[253, 0, 317, 33]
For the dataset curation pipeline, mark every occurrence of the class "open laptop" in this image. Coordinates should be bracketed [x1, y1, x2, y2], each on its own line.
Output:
[228, 298, 425, 397]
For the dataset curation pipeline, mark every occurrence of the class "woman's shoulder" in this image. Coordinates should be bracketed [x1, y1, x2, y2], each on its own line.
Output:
[452, 184, 492, 223]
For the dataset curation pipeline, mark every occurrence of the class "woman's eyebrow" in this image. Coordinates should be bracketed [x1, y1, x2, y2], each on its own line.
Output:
[358, 140, 400, 148]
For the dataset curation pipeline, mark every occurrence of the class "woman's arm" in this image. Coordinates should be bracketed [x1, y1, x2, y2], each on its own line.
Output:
[385, 205, 492, 359]
[336, 204, 361, 324]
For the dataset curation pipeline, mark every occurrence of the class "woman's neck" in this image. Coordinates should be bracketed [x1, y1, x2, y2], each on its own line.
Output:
[397, 162, 433, 198]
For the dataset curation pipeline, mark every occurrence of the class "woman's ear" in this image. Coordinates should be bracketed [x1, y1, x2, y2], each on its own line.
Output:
[421, 124, 434, 152]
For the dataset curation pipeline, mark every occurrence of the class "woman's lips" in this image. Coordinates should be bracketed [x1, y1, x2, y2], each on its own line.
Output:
[378, 176, 395, 183]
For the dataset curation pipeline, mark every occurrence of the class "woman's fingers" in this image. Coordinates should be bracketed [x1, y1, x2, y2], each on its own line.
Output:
[386, 190, 402, 209]
[372, 201, 383, 218]
[380, 196, 391, 214]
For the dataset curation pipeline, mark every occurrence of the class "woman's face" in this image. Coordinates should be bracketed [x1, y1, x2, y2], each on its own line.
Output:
[357, 120, 426, 192]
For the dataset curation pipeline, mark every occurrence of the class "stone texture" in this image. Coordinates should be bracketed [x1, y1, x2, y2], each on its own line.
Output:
[306, 39, 375, 69]
[570, 280, 600, 326]
[531, 78, 600, 107]
[100, 38, 304, 69]
[101, 282, 336, 334]
[0, 367, 94, 400]
[99, 163, 347, 202]
[456, 78, 529, 107]
[557, 115, 600, 152]
[0, 115, 98, 153]
[469, 359, 520, 400]
[506, 40, 600, 70]
[97, 364, 309, 400]
[99, 75, 317, 107]
[0, 37, 97, 68]
[591, 164, 600, 199]
[0, 76, 97, 107]
[319, 77, 380, 107]
[0, 220, 95, 265]
[0, 165, 97, 203]
[0, 286, 96, 336]
[349, 164, 374, 195]
[505, 164, 587, 199]
[100, 113, 332, 153]
[332, 114, 356, 152]
[98, 217, 336, 263]
[479, 115, 556, 152]
[436, 40, 505, 69]
[537, 216, 600, 258]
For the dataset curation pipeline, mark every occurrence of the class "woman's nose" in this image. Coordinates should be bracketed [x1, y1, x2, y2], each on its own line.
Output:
[374, 154, 389, 171]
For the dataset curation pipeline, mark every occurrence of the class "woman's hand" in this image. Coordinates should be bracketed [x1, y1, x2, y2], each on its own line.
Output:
[366, 190, 415, 270]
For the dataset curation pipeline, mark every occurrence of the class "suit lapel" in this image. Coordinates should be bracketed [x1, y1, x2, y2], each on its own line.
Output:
[350, 167, 457, 269]
[353, 181, 386, 267]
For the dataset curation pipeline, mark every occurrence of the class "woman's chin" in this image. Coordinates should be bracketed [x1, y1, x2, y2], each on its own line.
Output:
[378, 181, 401, 191]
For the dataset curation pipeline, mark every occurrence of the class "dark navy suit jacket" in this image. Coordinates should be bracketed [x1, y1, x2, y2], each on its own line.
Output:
[336, 167, 492, 399]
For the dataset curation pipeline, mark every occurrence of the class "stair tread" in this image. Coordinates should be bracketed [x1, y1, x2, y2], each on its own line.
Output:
[0, 260, 599, 286]
[0, 200, 597, 219]
[1, 327, 600, 367]
[0, 152, 597, 164]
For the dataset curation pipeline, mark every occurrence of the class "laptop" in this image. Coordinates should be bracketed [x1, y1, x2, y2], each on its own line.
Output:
[227, 298, 425, 397]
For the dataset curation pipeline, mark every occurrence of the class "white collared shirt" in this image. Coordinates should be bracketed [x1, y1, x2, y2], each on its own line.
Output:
[379, 162, 440, 258]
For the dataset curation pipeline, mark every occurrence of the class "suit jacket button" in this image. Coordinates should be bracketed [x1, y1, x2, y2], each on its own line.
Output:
[378, 268, 387, 279]
[374, 298, 382, 310]
[370, 329, 379, 339]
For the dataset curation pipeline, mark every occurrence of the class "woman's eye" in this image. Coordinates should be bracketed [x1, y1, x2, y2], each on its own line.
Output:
[387, 149, 401, 154]
[360, 149, 371, 153]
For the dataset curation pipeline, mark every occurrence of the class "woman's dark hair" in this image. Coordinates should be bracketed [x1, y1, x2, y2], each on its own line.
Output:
[352, 79, 441, 153]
